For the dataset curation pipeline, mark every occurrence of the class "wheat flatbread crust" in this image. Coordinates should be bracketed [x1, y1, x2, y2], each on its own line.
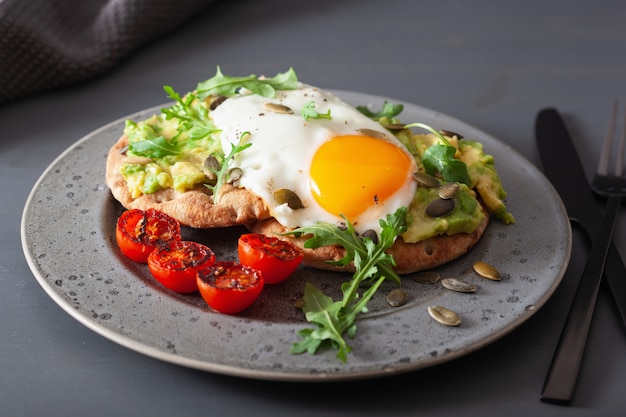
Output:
[107, 134, 490, 273]
[247, 205, 490, 274]
[105, 134, 271, 228]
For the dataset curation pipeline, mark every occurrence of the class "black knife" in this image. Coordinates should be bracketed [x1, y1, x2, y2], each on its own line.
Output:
[535, 108, 626, 403]
[535, 108, 626, 327]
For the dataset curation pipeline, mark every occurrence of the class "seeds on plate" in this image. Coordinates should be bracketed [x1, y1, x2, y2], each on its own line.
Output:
[438, 182, 460, 199]
[226, 167, 242, 184]
[426, 197, 456, 217]
[273, 188, 304, 210]
[412, 172, 440, 188]
[382, 123, 406, 131]
[473, 261, 501, 281]
[386, 288, 408, 307]
[439, 129, 464, 139]
[263, 102, 294, 114]
[428, 305, 461, 327]
[412, 271, 441, 284]
[209, 95, 228, 110]
[441, 277, 477, 293]
[361, 229, 379, 244]
[203, 155, 220, 180]
[356, 128, 388, 139]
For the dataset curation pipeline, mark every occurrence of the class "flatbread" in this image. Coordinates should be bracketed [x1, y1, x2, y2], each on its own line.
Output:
[247, 205, 490, 274]
[107, 134, 490, 274]
[106, 134, 271, 228]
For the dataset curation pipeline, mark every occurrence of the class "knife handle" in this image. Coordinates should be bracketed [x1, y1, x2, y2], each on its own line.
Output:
[541, 196, 621, 405]
[605, 243, 626, 328]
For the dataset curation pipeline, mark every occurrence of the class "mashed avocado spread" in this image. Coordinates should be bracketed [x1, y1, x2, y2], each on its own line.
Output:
[392, 127, 514, 242]
[121, 103, 221, 198]
[120, 96, 513, 243]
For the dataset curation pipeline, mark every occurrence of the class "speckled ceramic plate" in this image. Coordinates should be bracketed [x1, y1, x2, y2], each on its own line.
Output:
[21, 91, 571, 381]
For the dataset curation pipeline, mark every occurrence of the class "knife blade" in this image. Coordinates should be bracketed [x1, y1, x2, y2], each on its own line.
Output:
[535, 108, 626, 329]
[536, 108, 626, 403]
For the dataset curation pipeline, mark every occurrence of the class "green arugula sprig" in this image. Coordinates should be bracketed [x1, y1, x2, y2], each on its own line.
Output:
[204, 132, 252, 204]
[161, 86, 219, 141]
[129, 85, 222, 159]
[288, 207, 407, 362]
[128, 136, 182, 159]
[301, 100, 332, 121]
[404, 123, 471, 186]
[196, 66, 299, 99]
[357, 101, 404, 120]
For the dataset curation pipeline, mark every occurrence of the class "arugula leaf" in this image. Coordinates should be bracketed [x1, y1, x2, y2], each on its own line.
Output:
[204, 132, 252, 204]
[404, 122, 471, 186]
[301, 100, 332, 121]
[196, 66, 299, 99]
[128, 136, 181, 159]
[161, 86, 219, 141]
[291, 283, 354, 359]
[288, 207, 407, 362]
[422, 144, 471, 185]
[357, 101, 404, 120]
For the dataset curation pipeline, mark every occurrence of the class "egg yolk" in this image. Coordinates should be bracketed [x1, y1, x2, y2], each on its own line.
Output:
[309, 134, 413, 219]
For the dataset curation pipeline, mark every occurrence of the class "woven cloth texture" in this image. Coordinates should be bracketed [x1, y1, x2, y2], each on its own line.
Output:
[0, 0, 211, 104]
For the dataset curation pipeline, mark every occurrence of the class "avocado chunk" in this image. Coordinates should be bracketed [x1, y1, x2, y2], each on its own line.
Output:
[458, 140, 515, 224]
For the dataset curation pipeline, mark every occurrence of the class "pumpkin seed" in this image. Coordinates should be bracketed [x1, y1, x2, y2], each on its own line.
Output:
[383, 123, 406, 131]
[226, 167, 242, 183]
[438, 182, 460, 199]
[413, 172, 440, 188]
[273, 188, 304, 210]
[203, 155, 220, 181]
[357, 128, 388, 139]
[210, 95, 227, 110]
[426, 198, 456, 217]
[361, 229, 379, 244]
[473, 261, 501, 280]
[386, 288, 408, 307]
[264, 102, 293, 114]
[204, 155, 221, 171]
[412, 271, 441, 284]
[428, 305, 461, 326]
[441, 277, 477, 293]
[439, 129, 464, 139]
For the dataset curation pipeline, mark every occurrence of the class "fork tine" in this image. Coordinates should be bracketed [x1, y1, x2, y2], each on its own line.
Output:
[616, 109, 625, 177]
[598, 100, 618, 176]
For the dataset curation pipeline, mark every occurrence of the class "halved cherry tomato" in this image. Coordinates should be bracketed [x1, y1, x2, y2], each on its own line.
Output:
[237, 233, 303, 284]
[148, 240, 216, 293]
[197, 261, 264, 314]
[116, 209, 181, 263]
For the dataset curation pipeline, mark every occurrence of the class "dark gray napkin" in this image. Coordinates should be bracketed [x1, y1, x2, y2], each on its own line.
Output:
[0, 0, 212, 104]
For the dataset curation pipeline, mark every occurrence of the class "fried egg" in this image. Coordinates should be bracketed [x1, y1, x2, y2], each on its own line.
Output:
[210, 84, 417, 235]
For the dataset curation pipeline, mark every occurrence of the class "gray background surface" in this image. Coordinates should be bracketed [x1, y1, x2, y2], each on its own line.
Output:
[2, 0, 625, 416]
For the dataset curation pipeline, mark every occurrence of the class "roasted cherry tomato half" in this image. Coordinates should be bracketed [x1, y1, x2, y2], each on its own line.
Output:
[197, 261, 264, 314]
[147, 240, 216, 293]
[237, 233, 304, 284]
[116, 209, 181, 263]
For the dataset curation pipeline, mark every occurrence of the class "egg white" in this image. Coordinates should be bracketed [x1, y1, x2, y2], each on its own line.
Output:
[210, 84, 417, 234]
